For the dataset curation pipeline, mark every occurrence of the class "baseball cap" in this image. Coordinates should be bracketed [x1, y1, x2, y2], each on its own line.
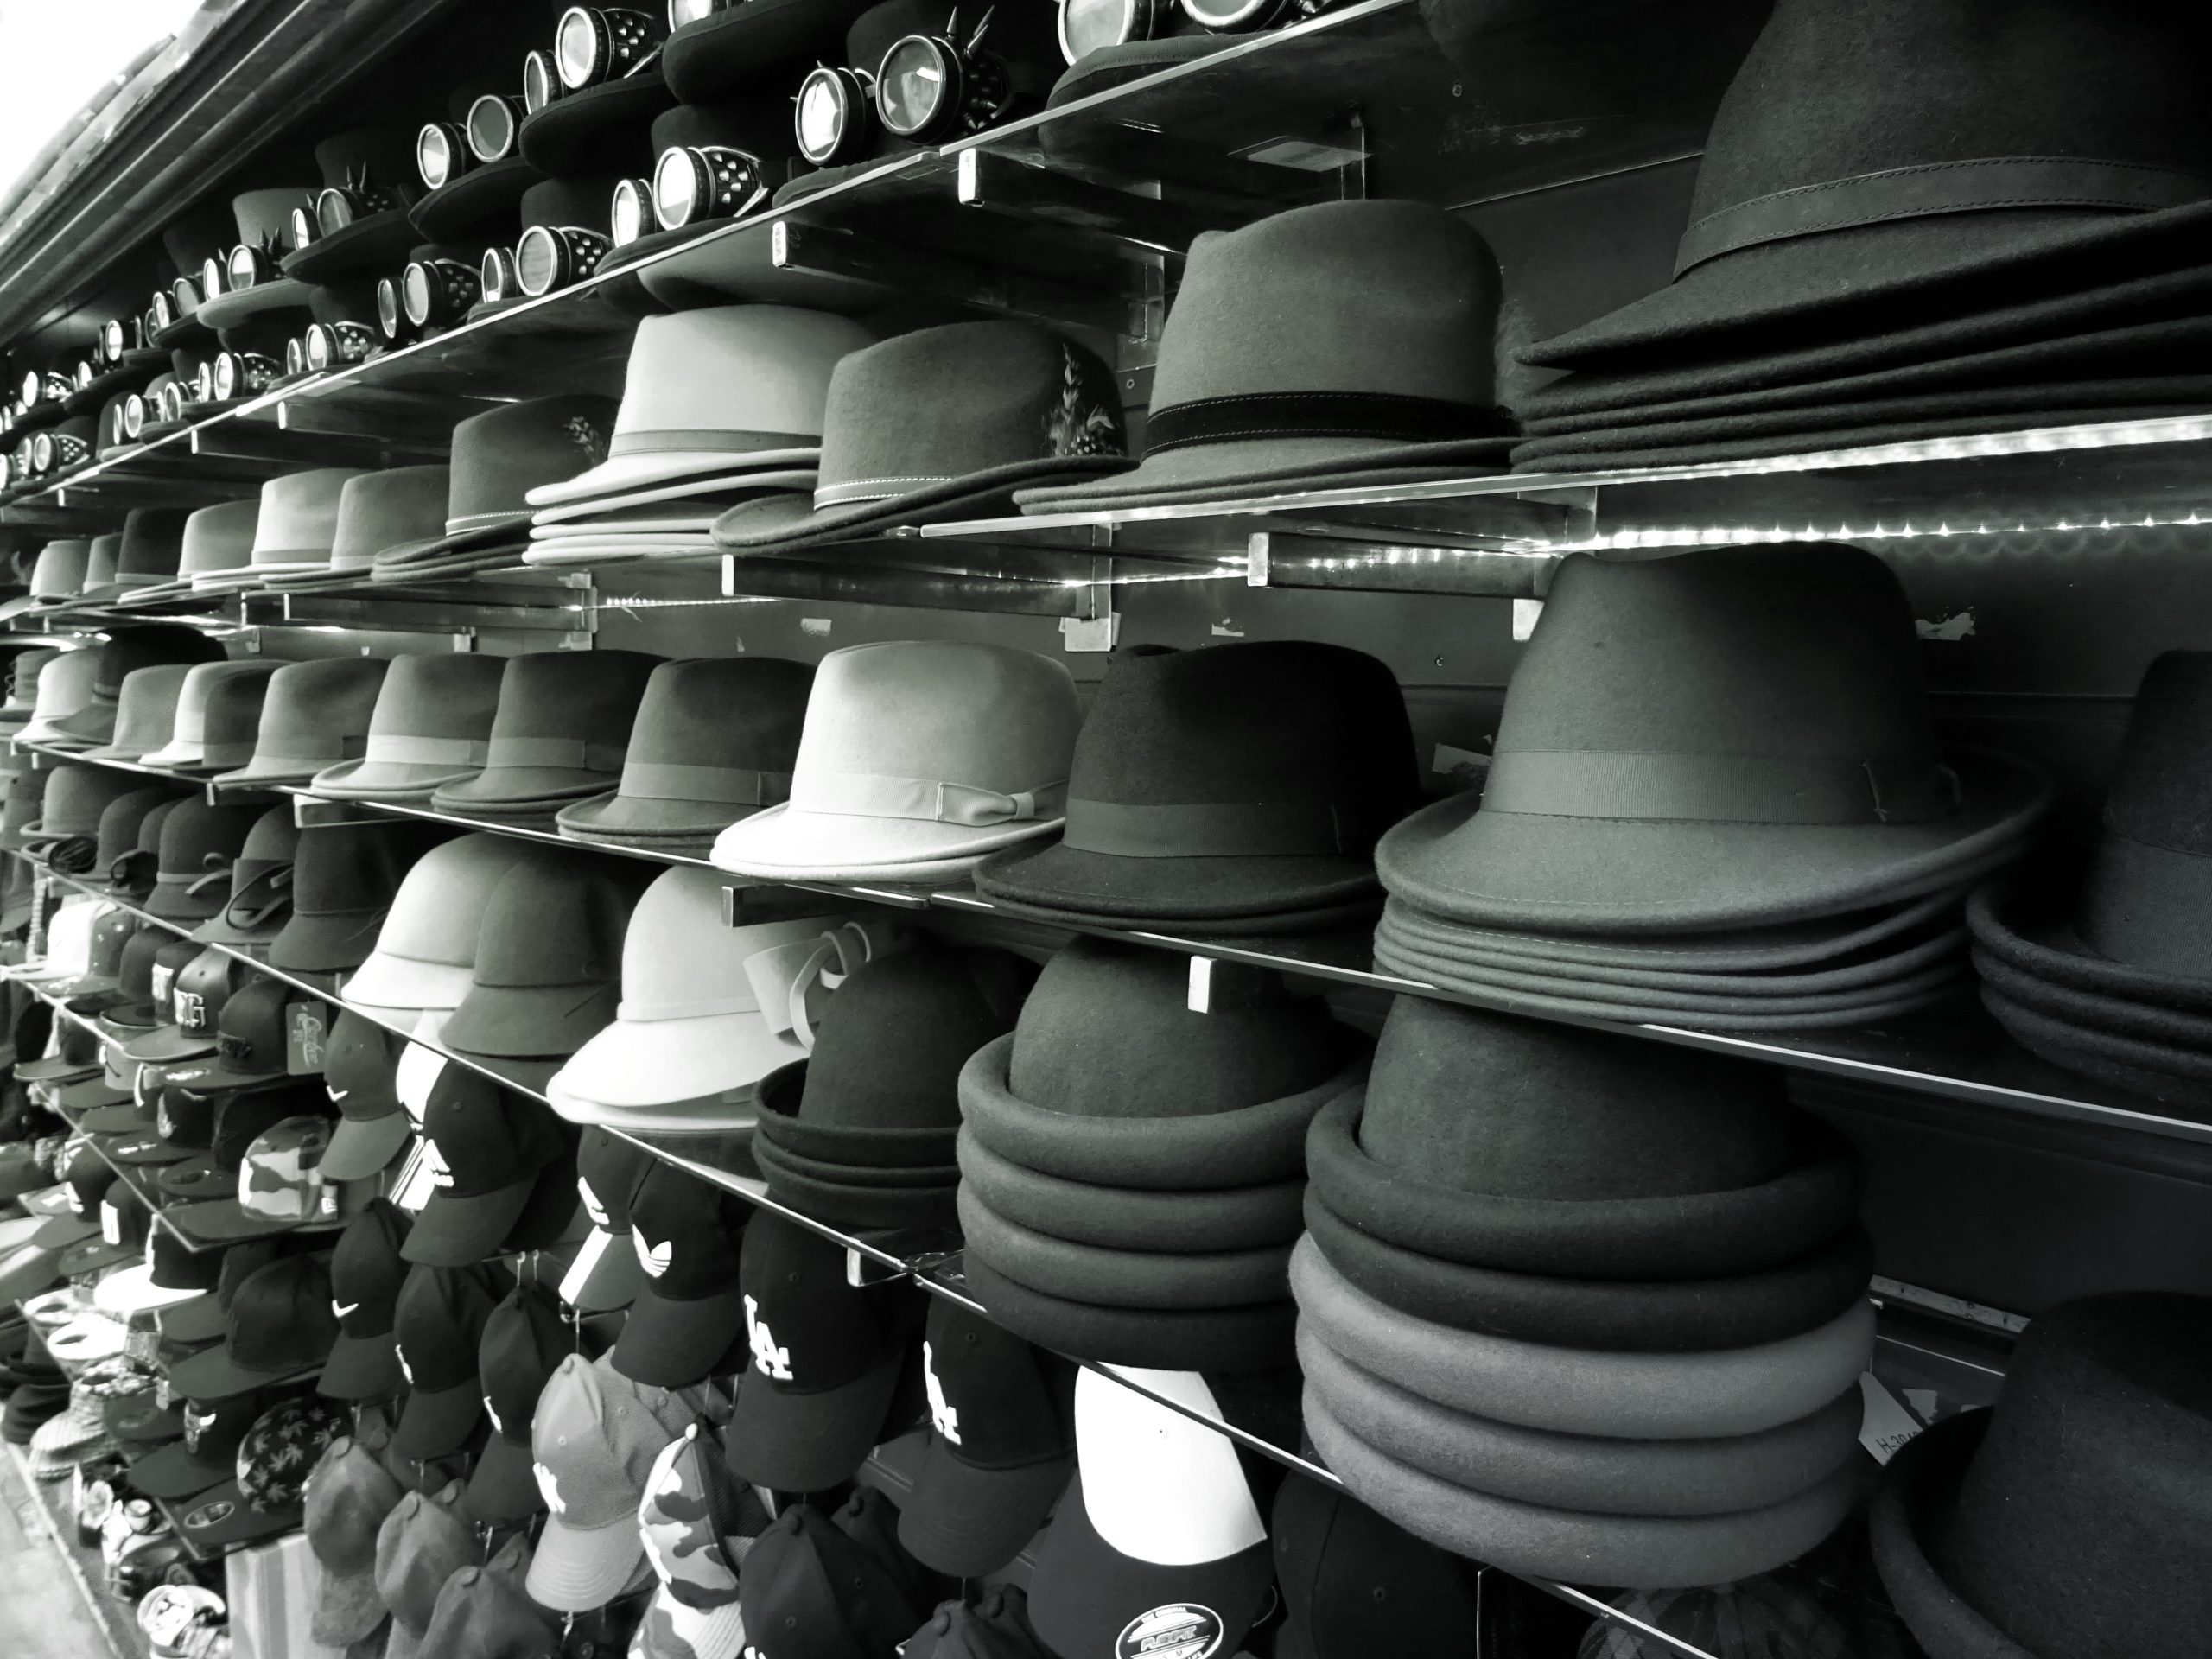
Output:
[1026, 1370, 1274, 1659]
[125, 1388, 260, 1499]
[104, 1389, 183, 1449]
[53, 1180, 154, 1279]
[526, 1352, 697, 1611]
[1270, 1475, 1475, 1659]
[613, 1163, 749, 1389]
[375, 1479, 475, 1659]
[187, 976, 308, 1092]
[737, 1489, 935, 1659]
[19, 1010, 100, 1082]
[155, 1084, 314, 1205]
[898, 1300, 1074, 1578]
[392, 1262, 503, 1459]
[724, 1210, 909, 1493]
[99, 937, 213, 1049]
[166, 1115, 345, 1243]
[157, 1237, 284, 1346]
[42, 903, 138, 1001]
[318, 1197, 411, 1401]
[633, 1586, 748, 1659]
[319, 1009, 410, 1180]
[166, 1254, 340, 1397]
[304, 1433, 406, 1648]
[95, 1220, 224, 1317]
[121, 945, 242, 1065]
[562, 1126, 653, 1314]
[173, 1395, 350, 1548]
[422, 1555, 562, 1659]
[902, 1589, 1057, 1659]
[639, 1420, 772, 1619]
[400, 1067, 567, 1266]
[465, 1280, 569, 1524]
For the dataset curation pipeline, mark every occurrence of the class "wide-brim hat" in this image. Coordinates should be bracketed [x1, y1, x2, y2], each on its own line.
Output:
[528, 467, 819, 526]
[517, 77, 673, 177]
[663, 0, 874, 99]
[195, 279, 315, 330]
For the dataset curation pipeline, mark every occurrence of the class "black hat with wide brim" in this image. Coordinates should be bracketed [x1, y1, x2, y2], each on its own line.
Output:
[1979, 985, 2212, 1109]
[663, 0, 875, 100]
[409, 156, 541, 245]
[1044, 35, 1238, 111]
[283, 210, 416, 283]
[1866, 1414, 2030, 1659]
[518, 76, 673, 177]
[195, 279, 315, 331]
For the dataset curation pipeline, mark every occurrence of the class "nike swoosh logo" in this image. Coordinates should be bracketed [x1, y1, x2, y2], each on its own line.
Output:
[332, 1301, 359, 1318]
[328, 1090, 348, 1100]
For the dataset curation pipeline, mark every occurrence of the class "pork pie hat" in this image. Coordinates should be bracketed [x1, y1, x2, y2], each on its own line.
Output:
[372, 395, 620, 573]
[713, 321, 1130, 548]
[440, 852, 646, 1059]
[555, 656, 813, 847]
[611, 1162, 749, 1387]
[1020, 201, 1513, 512]
[738, 1491, 936, 1659]
[596, 101, 805, 275]
[1027, 1368, 1274, 1659]
[897, 1298, 1072, 1578]
[464, 1280, 569, 1522]
[137, 661, 281, 772]
[516, 46, 676, 180]
[190, 808, 302, 953]
[391, 1262, 503, 1457]
[303, 1430, 407, 1646]
[664, 0, 874, 100]
[1377, 544, 2050, 934]
[76, 510, 195, 603]
[1522, 1, 2212, 375]
[261, 466, 446, 588]
[81, 667, 191, 763]
[317, 1196, 411, 1400]
[194, 188, 317, 329]
[308, 652, 506, 798]
[528, 308, 872, 510]
[429, 647, 659, 809]
[210, 658, 389, 789]
[712, 640, 1081, 880]
[243, 467, 369, 578]
[1872, 1292, 2212, 1659]
[143, 798, 266, 922]
[977, 640, 1420, 926]
[401, 1066, 569, 1264]
[340, 832, 534, 1020]
[167, 1252, 340, 1396]
[724, 1209, 910, 1491]
[525, 1352, 699, 1611]
[283, 130, 422, 283]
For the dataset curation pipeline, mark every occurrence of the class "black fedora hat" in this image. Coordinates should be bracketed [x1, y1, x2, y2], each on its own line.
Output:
[1378, 544, 2050, 935]
[372, 394, 617, 577]
[1524, 1, 2212, 374]
[976, 640, 1420, 927]
[1872, 1292, 2212, 1659]
[664, 0, 875, 101]
[429, 648, 660, 810]
[269, 822, 435, 974]
[283, 130, 423, 282]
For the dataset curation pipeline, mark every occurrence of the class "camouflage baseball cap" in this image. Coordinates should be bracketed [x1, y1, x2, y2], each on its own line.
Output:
[164, 1114, 346, 1243]
[639, 1421, 769, 1612]
[632, 1585, 747, 1659]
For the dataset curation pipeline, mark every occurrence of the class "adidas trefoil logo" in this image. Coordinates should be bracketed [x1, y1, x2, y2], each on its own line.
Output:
[635, 1233, 671, 1278]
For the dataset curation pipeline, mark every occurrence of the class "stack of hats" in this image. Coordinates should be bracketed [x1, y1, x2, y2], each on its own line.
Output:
[976, 639, 1421, 936]
[308, 651, 507, 803]
[1372, 544, 2050, 1030]
[955, 937, 1365, 1371]
[1294, 995, 1877, 1588]
[518, 308, 867, 567]
[713, 639, 1080, 886]
[1507, 2, 2212, 472]
[302, 1430, 407, 1651]
[1971, 652, 2212, 1109]
[426, 647, 659, 823]
[753, 939, 1032, 1231]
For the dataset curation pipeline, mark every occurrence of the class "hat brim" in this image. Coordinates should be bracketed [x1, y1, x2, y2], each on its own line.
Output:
[1044, 35, 1241, 109]
[321, 1112, 414, 1183]
[166, 1340, 308, 1398]
[551, 789, 749, 848]
[663, 0, 871, 99]
[194, 280, 315, 330]
[429, 768, 622, 809]
[92, 1264, 206, 1316]
[954, 1185, 1287, 1309]
[551, 1008, 799, 1110]
[126, 1440, 235, 1500]
[399, 1180, 539, 1267]
[751, 1138, 956, 1230]
[1979, 985, 2212, 1108]
[713, 460, 1135, 552]
[1974, 942, 2212, 1049]
[960, 1251, 1294, 1373]
[527, 448, 822, 511]
[342, 952, 474, 1016]
[724, 1350, 903, 1492]
[105, 1136, 193, 1167]
[156, 1160, 233, 1202]
[462, 1430, 544, 1523]
[517, 75, 673, 175]
[525, 1514, 653, 1614]
[1967, 883, 2212, 1013]
[0, 1246, 67, 1305]
[975, 835, 1383, 924]
[156, 1292, 228, 1344]
[393, 1376, 485, 1459]
[1866, 1412, 2025, 1659]
[282, 209, 416, 282]
[438, 981, 619, 1059]
[712, 801, 1060, 880]
[208, 756, 336, 788]
[124, 1027, 219, 1065]
[409, 156, 541, 243]
[1013, 435, 1515, 513]
[267, 909, 391, 973]
[528, 465, 818, 524]
[162, 1197, 314, 1244]
[304, 759, 481, 799]
[316, 1331, 403, 1402]
[898, 1435, 1071, 1579]
[954, 1129, 1305, 1254]
[173, 1477, 301, 1548]
[611, 1280, 747, 1388]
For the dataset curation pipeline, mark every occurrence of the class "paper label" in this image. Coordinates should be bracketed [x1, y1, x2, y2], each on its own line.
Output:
[288, 1001, 328, 1075]
[149, 964, 175, 1007]
[1858, 1372, 1926, 1465]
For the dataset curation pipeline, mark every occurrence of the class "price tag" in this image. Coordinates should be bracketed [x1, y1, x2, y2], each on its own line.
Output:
[1858, 1373, 1927, 1465]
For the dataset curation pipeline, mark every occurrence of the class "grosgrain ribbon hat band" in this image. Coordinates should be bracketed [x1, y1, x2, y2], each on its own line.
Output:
[363, 736, 491, 766]
[1061, 796, 1363, 858]
[483, 737, 628, 772]
[788, 772, 1065, 827]
[1478, 751, 1962, 826]
[616, 762, 791, 806]
[1142, 391, 1513, 454]
[609, 428, 812, 457]
[1672, 156, 2212, 277]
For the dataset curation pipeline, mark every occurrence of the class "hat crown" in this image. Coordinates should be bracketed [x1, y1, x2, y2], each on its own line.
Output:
[814, 322, 1124, 505]
[365, 833, 533, 970]
[801, 943, 1030, 1132]
[287, 821, 413, 915]
[29, 541, 89, 597]
[620, 654, 813, 781]
[331, 467, 448, 566]
[470, 854, 640, 990]
[445, 396, 616, 529]
[2088, 652, 2212, 855]
[117, 509, 190, 580]
[253, 468, 367, 563]
[251, 657, 390, 759]
[1359, 995, 1798, 1200]
[484, 647, 658, 746]
[610, 306, 874, 457]
[83, 536, 121, 588]
[518, 175, 618, 235]
[1152, 200, 1503, 416]
[362, 651, 505, 741]
[179, 499, 258, 576]
[1008, 937, 1357, 1119]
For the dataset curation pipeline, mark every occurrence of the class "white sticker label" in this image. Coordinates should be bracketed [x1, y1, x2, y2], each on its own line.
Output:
[1857, 1372, 1926, 1466]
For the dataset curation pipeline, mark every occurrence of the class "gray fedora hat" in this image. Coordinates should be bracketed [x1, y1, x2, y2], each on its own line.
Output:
[371, 397, 619, 576]
[429, 649, 660, 811]
[261, 466, 447, 590]
[308, 652, 506, 800]
[212, 658, 391, 787]
[1377, 544, 2050, 935]
[1017, 201, 1515, 512]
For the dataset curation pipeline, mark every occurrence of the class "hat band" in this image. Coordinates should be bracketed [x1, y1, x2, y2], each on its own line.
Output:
[791, 770, 1065, 827]
[364, 734, 491, 766]
[486, 736, 628, 772]
[608, 428, 813, 457]
[1062, 797, 1359, 857]
[1141, 391, 1510, 454]
[257, 732, 369, 763]
[1674, 156, 2212, 278]
[1479, 750, 1961, 826]
[618, 760, 791, 806]
[616, 990, 760, 1021]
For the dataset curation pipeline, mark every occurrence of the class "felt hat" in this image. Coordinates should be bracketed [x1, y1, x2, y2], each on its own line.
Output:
[977, 640, 1419, 927]
[516, 56, 674, 181]
[553, 656, 813, 849]
[13, 649, 100, 744]
[410, 144, 541, 245]
[1871, 1292, 2212, 1659]
[1376, 544, 2050, 934]
[210, 657, 390, 787]
[78, 509, 194, 602]
[190, 805, 302, 952]
[527, 307, 871, 510]
[269, 822, 434, 974]
[713, 321, 1129, 548]
[154, 499, 261, 596]
[243, 467, 368, 577]
[307, 652, 507, 799]
[1018, 201, 1514, 512]
[1522, 1, 2212, 374]
[48, 624, 224, 747]
[80, 665, 192, 763]
[711, 640, 1081, 881]
[438, 852, 647, 1061]
[195, 188, 318, 329]
[24, 766, 162, 865]
[283, 129, 422, 282]
[341, 832, 536, 1020]
[664, 0, 875, 100]
[467, 176, 626, 318]
[1, 541, 90, 617]
[261, 466, 446, 588]
[137, 661, 281, 772]
[597, 99, 804, 275]
[427, 647, 660, 810]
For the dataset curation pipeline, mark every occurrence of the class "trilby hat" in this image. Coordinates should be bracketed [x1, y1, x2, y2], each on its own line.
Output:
[1376, 543, 2050, 933]
[155, 499, 260, 597]
[263, 465, 447, 588]
[440, 852, 648, 1061]
[245, 468, 368, 577]
[372, 396, 617, 575]
[138, 661, 280, 772]
[429, 647, 659, 810]
[308, 652, 506, 799]
[212, 657, 391, 787]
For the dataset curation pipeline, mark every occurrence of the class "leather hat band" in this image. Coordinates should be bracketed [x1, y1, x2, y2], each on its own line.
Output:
[1674, 156, 2212, 278]
[1062, 796, 1361, 858]
[365, 735, 490, 766]
[791, 770, 1065, 827]
[618, 761, 791, 805]
[486, 737, 627, 772]
[1479, 750, 1961, 826]
[1142, 390, 1510, 454]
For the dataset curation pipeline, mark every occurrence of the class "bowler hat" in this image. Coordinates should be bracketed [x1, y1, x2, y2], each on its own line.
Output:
[212, 658, 390, 787]
[428, 647, 659, 810]
[1872, 1293, 2212, 1659]
[1378, 544, 2049, 933]
[138, 661, 280, 772]
[341, 832, 535, 1021]
[308, 652, 507, 799]
[195, 188, 317, 329]
[283, 130, 421, 283]
[261, 466, 446, 588]
[439, 852, 647, 1060]
[371, 396, 618, 577]
[978, 640, 1420, 927]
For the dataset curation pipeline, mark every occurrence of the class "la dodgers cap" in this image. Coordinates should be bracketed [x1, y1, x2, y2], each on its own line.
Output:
[318, 1196, 412, 1400]
[391, 1262, 504, 1459]
[612, 1161, 749, 1388]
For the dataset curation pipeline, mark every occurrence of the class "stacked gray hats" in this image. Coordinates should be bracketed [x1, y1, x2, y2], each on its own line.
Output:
[956, 937, 1366, 1372]
[1373, 543, 2050, 1030]
[1294, 995, 1877, 1588]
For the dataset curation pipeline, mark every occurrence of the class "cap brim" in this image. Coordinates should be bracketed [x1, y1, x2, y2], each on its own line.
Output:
[310, 1559, 390, 1649]
[321, 1112, 413, 1182]
[899, 1437, 1073, 1579]
[173, 1477, 302, 1547]
[551, 1012, 799, 1111]
[612, 1281, 747, 1389]
[165, 1341, 301, 1398]
[560, 1226, 646, 1313]
[399, 1181, 537, 1267]
[162, 1198, 306, 1243]
[724, 1351, 901, 1492]
[127, 1440, 237, 1500]
[525, 1514, 652, 1613]
[316, 1331, 402, 1402]
[156, 1294, 227, 1345]
[93, 1264, 204, 1316]
[394, 1376, 485, 1459]
[340, 953, 475, 1015]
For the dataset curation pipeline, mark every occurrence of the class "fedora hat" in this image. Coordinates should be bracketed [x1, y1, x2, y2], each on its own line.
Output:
[195, 188, 318, 330]
[1524, 2, 2212, 374]
[598, 99, 803, 275]
[264, 467, 447, 589]
[427, 647, 659, 811]
[440, 853, 649, 1065]
[191, 804, 302, 952]
[1872, 1293, 2212, 1659]
[1018, 201, 1515, 512]
[371, 396, 617, 577]
[0, 647, 51, 719]
[283, 130, 421, 283]
[977, 640, 1420, 927]
[212, 658, 390, 787]
[48, 625, 225, 747]
[1378, 544, 2050, 934]
[342, 832, 535, 1022]
[665, 0, 874, 101]
[138, 662, 281, 772]
[14, 650, 101, 744]
[711, 640, 1081, 880]
[1, 541, 90, 620]
[308, 652, 507, 799]
[554, 656, 813, 849]
[142, 499, 259, 598]
[715, 322, 1128, 548]
[144, 800, 266, 922]
[79, 535, 123, 594]
[270, 822, 439, 974]
[238, 468, 368, 579]
[79, 510, 193, 603]
[527, 308, 871, 511]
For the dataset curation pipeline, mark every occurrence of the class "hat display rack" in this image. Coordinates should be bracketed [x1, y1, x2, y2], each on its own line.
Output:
[0, 0, 2208, 1656]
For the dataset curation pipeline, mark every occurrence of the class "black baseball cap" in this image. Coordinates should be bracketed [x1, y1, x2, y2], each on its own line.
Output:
[189, 977, 305, 1092]
[319, 1197, 413, 1401]
[167, 1253, 340, 1397]
[155, 1082, 317, 1203]
[612, 1163, 748, 1389]
[99, 935, 206, 1039]
[159, 1237, 287, 1345]
[564, 1126, 652, 1314]
[18, 1014, 99, 1083]
[898, 1300, 1074, 1579]
[465, 1281, 569, 1524]
[54, 1179, 153, 1278]
[1270, 1474, 1475, 1659]
[320, 1010, 410, 1181]
[126, 1388, 261, 1499]
[391, 1262, 503, 1459]
[724, 1210, 909, 1493]
[738, 1490, 935, 1659]
[123, 945, 242, 1065]
[400, 1067, 565, 1267]
[902, 1588, 1056, 1659]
